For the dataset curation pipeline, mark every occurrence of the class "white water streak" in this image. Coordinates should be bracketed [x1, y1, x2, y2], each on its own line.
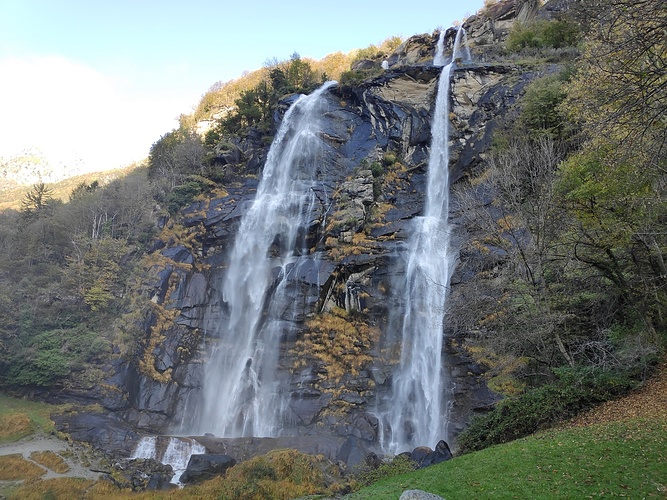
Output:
[434, 30, 447, 66]
[194, 82, 336, 438]
[131, 436, 157, 460]
[131, 436, 205, 485]
[386, 26, 468, 454]
[434, 27, 471, 67]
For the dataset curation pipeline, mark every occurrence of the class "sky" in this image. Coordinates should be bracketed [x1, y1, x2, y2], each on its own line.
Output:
[0, 0, 485, 173]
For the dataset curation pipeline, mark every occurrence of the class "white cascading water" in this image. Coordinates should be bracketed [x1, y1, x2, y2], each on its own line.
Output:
[131, 435, 157, 460]
[383, 26, 469, 454]
[193, 81, 337, 437]
[433, 30, 447, 66]
[162, 437, 206, 484]
[434, 26, 472, 67]
[131, 436, 205, 485]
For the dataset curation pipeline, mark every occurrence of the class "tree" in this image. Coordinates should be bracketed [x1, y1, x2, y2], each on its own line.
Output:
[69, 180, 99, 201]
[20, 182, 53, 220]
[558, 0, 667, 343]
[148, 127, 207, 191]
[456, 136, 578, 373]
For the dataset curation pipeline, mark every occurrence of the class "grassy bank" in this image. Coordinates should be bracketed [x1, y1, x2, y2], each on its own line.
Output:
[348, 417, 666, 499]
[0, 394, 57, 444]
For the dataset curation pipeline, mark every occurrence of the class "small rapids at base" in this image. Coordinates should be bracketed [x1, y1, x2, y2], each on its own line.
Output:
[131, 436, 205, 485]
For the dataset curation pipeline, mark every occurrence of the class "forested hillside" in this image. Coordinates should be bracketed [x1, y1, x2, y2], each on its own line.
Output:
[0, 40, 403, 399]
[0, 0, 664, 464]
[453, 0, 667, 450]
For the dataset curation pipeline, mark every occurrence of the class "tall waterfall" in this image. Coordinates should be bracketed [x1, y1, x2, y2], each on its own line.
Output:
[384, 27, 468, 454]
[193, 82, 336, 437]
[433, 30, 447, 66]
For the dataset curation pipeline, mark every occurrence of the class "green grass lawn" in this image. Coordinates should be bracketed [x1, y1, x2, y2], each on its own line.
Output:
[349, 418, 667, 499]
[0, 393, 58, 443]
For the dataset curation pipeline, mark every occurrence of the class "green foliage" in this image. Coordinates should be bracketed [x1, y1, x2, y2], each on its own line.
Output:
[339, 64, 387, 87]
[6, 325, 109, 386]
[369, 161, 384, 178]
[339, 70, 367, 87]
[382, 151, 398, 166]
[456, 365, 643, 454]
[165, 179, 208, 214]
[211, 53, 320, 140]
[507, 19, 580, 52]
[519, 74, 568, 137]
[354, 44, 382, 61]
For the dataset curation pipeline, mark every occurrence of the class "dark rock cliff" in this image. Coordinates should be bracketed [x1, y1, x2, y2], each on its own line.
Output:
[56, 1, 561, 459]
[117, 64, 528, 443]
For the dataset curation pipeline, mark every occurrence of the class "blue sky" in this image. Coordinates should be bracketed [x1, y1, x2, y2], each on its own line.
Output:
[0, 0, 485, 172]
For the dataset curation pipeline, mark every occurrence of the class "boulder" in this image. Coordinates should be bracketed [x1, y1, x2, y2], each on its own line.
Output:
[107, 458, 175, 491]
[409, 440, 452, 468]
[179, 454, 237, 484]
[400, 490, 446, 500]
[336, 436, 370, 467]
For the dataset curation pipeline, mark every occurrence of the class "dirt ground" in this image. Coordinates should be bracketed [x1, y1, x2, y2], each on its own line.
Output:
[0, 433, 104, 481]
[562, 360, 667, 428]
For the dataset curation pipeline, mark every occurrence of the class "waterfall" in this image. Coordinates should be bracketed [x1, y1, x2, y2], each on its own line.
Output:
[131, 436, 205, 485]
[434, 26, 471, 67]
[453, 27, 472, 62]
[433, 30, 447, 66]
[383, 26, 468, 454]
[192, 81, 337, 438]
[131, 435, 157, 460]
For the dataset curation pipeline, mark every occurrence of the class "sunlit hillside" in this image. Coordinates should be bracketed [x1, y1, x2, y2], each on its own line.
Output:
[0, 163, 143, 212]
[190, 36, 403, 127]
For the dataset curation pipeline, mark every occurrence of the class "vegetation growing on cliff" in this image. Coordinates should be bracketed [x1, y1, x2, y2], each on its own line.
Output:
[455, 0, 666, 448]
[292, 307, 379, 386]
[0, 2, 663, 485]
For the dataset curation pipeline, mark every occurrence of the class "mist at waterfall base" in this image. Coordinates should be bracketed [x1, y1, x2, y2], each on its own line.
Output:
[377, 27, 469, 454]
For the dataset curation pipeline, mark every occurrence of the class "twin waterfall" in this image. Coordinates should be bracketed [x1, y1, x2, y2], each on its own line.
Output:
[133, 27, 471, 468]
[193, 82, 337, 437]
[383, 26, 469, 453]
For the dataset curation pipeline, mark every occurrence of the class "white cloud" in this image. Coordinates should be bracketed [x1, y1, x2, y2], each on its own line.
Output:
[0, 55, 192, 172]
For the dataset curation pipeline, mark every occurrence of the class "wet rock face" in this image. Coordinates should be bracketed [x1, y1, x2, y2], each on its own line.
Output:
[180, 454, 236, 484]
[60, 12, 552, 457]
[52, 412, 140, 456]
[118, 62, 522, 446]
